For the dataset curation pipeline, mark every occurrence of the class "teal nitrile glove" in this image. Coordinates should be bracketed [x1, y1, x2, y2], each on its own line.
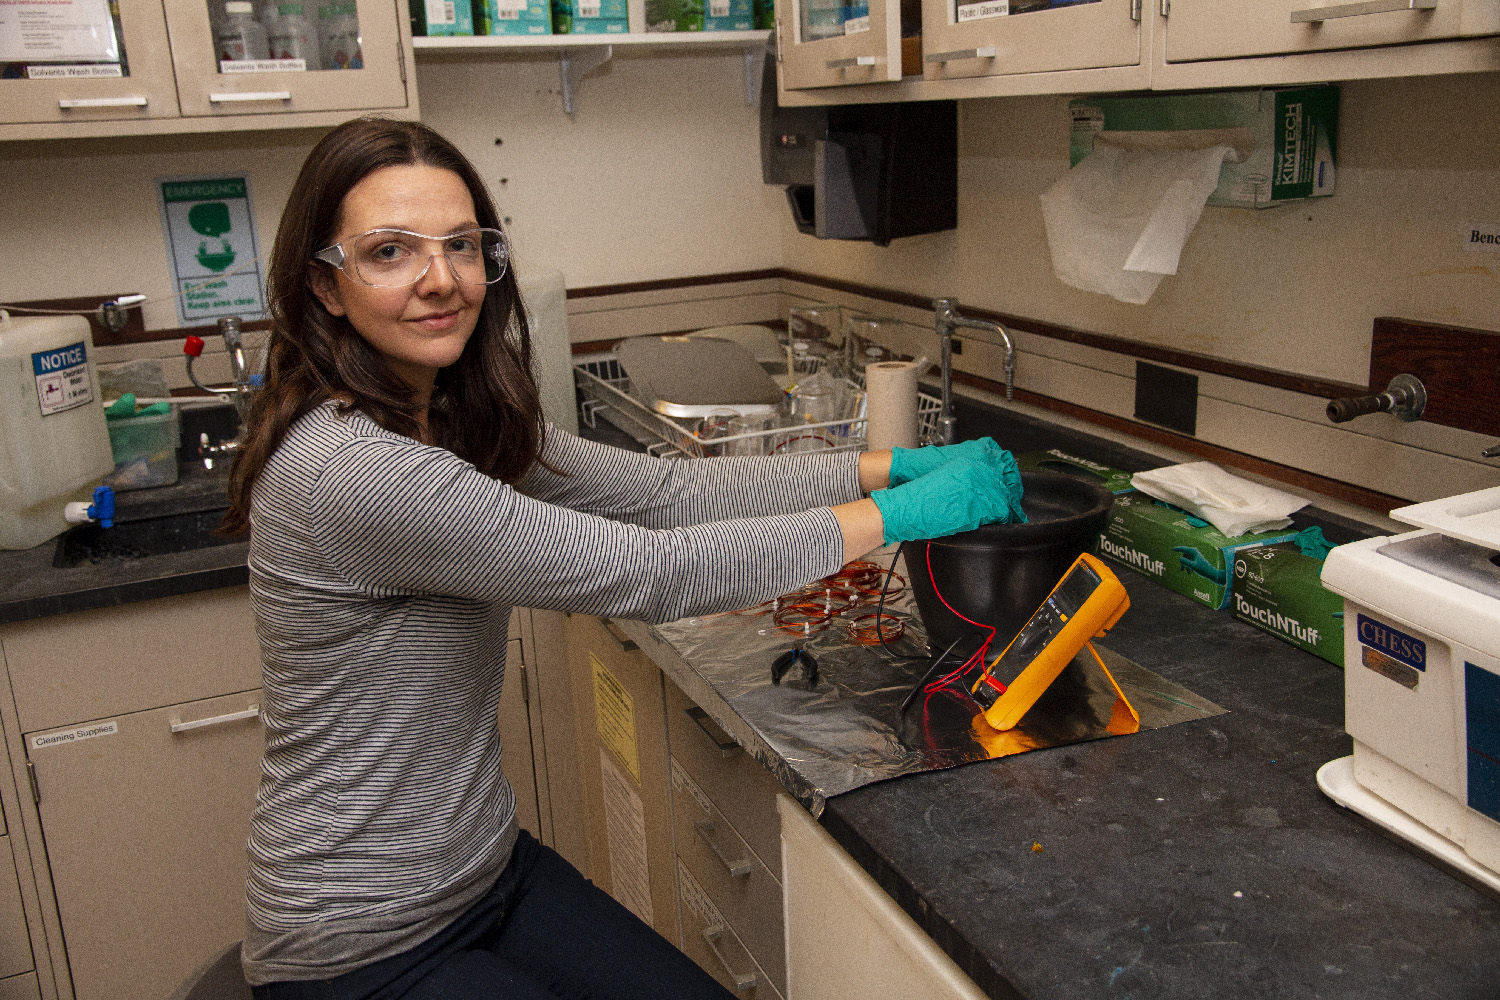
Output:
[1293, 525, 1334, 560]
[889, 437, 1003, 486]
[870, 457, 1026, 546]
[1172, 546, 1226, 586]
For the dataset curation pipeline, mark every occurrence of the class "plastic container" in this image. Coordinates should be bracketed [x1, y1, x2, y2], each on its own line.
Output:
[0, 313, 114, 550]
[909, 471, 1117, 649]
[105, 407, 181, 492]
[317, 3, 363, 68]
[217, 1, 271, 61]
[265, 3, 321, 64]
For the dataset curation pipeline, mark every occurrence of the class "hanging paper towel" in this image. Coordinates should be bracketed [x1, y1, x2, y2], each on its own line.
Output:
[864, 360, 921, 451]
[1038, 139, 1236, 305]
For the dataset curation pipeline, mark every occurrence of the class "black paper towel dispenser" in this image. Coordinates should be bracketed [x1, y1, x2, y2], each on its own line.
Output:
[760, 47, 956, 247]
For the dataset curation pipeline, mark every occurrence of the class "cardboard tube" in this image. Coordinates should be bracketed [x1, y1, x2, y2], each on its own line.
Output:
[864, 360, 920, 451]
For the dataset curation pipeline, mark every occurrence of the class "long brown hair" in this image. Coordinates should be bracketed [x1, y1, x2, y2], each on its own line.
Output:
[223, 117, 546, 534]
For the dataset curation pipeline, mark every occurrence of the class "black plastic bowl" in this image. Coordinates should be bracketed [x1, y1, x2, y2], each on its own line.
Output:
[907, 471, 1116, 650]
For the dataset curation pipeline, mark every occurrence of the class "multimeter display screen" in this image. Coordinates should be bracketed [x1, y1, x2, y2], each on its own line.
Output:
[971, 561, 1104, 709]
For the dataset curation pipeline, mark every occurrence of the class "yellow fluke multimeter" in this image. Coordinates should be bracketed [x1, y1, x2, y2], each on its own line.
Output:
[969, 552, 1134, 732]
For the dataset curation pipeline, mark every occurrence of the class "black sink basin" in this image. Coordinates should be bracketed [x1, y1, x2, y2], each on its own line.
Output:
[53, 509, 244, 568]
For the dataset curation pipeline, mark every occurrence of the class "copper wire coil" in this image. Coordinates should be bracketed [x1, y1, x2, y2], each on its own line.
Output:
[846, 612, 905, 645]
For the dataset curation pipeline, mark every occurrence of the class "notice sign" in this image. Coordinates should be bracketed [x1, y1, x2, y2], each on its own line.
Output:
[157, 175, 266, 326]
[32, 340, 93, 416]
[0, 0, 119, 63]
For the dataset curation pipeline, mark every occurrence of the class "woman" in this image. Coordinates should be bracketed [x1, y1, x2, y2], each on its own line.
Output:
[224, 116, 1021, 999]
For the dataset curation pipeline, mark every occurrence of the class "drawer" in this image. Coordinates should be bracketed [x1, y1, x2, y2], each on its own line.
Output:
[677, 861, 783, 1000]
[672, 760, 785, 995]
[665, 679, 783, 873]
[0, 837, 33, 980]
[0, 973, 40, 1000]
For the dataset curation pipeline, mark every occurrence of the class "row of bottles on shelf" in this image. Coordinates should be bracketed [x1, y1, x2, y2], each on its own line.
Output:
[212, 0, 363, 70]
[410, 0, 774, 38]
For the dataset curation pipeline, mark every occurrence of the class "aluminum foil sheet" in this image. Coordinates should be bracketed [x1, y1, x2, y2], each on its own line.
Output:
[650, 553, 1226, 815]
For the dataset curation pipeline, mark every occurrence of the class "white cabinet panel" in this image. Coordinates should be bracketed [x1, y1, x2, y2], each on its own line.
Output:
[923, 0, 1144, 81]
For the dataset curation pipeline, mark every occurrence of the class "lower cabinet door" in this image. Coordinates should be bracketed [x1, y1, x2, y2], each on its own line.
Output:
[678, 861, 783, 1000]
[25, 689, 263, 1000]
[0, 972, 40, 1000]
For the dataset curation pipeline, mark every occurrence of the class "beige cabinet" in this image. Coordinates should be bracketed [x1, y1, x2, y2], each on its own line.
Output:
[777, 0, 904, 90]
[0, 0, 415, 140]
[922, 0, 1146, 84]
[0, 837, 34, 981]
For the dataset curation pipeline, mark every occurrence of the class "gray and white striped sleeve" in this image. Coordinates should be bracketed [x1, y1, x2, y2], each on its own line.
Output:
[517, 425, 864, 529]
[309, 434, 849, 623]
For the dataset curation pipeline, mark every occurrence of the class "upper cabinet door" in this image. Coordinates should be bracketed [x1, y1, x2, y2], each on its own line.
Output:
[165, 0, 408, 117]
[778, 0, 904, 90]
[1164, 0, 1500, 62]
[0, 2, 181, 125]
[922, 0, 1143, 81]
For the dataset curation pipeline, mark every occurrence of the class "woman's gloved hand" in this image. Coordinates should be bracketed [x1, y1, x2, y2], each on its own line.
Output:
[871, 457, 1026, 545]
[888, 437, 1009, 486]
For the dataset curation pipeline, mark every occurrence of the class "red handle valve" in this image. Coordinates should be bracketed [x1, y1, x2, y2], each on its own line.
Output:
[183, 335, 205, 358]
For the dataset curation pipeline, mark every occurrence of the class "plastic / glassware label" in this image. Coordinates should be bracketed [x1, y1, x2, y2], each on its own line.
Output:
[32, 340, 93, 416]
[957, 0, 1008, 21]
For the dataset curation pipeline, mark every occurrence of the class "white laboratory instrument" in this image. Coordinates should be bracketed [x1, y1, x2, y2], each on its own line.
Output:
[1318, 485, 1500, 891]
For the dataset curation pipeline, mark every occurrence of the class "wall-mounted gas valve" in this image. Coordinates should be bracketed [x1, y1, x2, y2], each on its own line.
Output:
[1326, 373, 1427, 425]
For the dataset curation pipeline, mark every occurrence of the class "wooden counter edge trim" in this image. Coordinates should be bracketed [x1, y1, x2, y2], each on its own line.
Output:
[947, 371, 1408, 513]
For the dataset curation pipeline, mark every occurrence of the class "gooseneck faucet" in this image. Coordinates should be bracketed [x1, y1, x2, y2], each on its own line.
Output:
[933, 298, 1015, 446]
[184, 316, 262, 468]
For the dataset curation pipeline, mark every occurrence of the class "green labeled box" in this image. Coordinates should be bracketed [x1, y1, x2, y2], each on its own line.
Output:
[1099, 492, 1298, 610]
[645, 0, 703, 30]
[551, 0, 628, 30]
[475, 0, 552, 34]
[1232, 523, 1368, 667]
[413, 0, 474, 35]
[704, 0, 753, 30]
[1068, 86, 1339, 209]
[1015, 448, 1135, 495]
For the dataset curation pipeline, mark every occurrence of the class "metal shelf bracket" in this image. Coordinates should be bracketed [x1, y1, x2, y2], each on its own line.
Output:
[559, 44, 612, 115]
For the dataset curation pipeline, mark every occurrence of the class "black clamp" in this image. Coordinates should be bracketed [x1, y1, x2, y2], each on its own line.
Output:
[771, 648, 819, 688]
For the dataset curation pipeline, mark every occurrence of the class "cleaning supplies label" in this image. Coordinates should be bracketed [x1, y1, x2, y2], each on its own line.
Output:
[1355, 613, 1426, 671]
[32, 340, 93, 416]
[31, 720, 118, 751]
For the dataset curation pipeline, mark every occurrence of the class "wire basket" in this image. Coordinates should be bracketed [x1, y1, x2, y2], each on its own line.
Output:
[575, 355, 942, 460]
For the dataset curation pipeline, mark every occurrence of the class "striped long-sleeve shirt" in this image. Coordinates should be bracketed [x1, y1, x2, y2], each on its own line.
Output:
[241, 401, 863, 984]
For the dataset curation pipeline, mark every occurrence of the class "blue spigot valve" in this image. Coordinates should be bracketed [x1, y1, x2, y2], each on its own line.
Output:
[63, 486, 115, 528]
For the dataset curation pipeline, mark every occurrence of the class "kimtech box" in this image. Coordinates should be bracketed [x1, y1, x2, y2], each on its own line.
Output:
[551, 0, 628, 31]
[475, 0, 552, 34]
[1067, 86, 1339, 209]
[704, 0, 753, 30]
[1099, 492, 1298, 610]
[412, 0, 474, 35]
[1232, 521, 1370, 667]
[1014, 448, 1136, 495]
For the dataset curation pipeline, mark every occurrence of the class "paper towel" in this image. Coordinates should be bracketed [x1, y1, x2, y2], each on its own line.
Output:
[1129, 462, 1308, 537]
[864, 360, 920, 451]
[1039, 142, 1235, 305]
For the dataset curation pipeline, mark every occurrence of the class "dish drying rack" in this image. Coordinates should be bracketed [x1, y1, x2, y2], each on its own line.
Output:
[575, 354, 942, 460]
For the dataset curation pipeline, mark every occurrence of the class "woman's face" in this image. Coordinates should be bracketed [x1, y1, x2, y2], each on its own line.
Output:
[310, 163, 487, 399]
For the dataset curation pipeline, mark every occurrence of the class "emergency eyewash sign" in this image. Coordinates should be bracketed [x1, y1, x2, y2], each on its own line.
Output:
[157, 175, 267, 326]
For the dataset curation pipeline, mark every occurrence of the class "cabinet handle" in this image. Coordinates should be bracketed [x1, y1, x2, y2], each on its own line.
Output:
[598, 617, 638, 652]
[694, 819, 752, 878]
[58, 96, 148, 108]
[208, 90, 292, 103]
[686, 707, 741, 757]
[924, 47, 997, 63]
[825, 55, 880, 68]
[701, 927, 757, 992]
[1291, 0, 1436, 22]
[170, 704, 260, 733]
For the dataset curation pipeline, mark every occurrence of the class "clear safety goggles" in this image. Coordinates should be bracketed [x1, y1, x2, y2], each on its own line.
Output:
[313, 227, 509, 288]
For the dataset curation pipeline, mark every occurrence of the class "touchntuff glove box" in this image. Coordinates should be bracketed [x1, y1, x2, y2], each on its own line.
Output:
[1068, 85, 1338, 209]
[1099, 491, 1298, 610]
[1232, 521, 1371, 667]
[1014, 448, 1136, 495]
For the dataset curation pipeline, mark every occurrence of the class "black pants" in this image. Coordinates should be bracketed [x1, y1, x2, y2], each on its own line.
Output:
[254, 830, 735, 1000]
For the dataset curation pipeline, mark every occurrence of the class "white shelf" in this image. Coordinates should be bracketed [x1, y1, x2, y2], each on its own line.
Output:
[412, 29, 770, 53]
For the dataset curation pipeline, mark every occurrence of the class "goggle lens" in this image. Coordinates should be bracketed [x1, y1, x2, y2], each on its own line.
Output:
[348, 228, 508, 287]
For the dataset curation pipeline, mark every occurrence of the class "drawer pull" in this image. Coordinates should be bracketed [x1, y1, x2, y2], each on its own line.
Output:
[1291, 0, 1436, 22]
[686, 707, 741, 756]
[58, 96, 148, 108]
[694, 819, 752, 878]
[208, 90, 292, 103]
[924, 46, 996, 63]
[170, 705, 260, 733]
[599, 617, 638, 651]
[701, 927, 757, 992]
[825, 55, 880, 68]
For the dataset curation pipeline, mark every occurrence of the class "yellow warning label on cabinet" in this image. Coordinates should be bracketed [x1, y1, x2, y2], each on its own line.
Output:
[591, 653, 641, 783]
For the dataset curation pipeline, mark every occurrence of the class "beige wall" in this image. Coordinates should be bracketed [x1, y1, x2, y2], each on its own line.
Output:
[0, 48, 782, 333]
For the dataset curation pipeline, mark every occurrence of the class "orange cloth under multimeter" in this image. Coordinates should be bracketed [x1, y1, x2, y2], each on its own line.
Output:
[969, 552, 1139, 733]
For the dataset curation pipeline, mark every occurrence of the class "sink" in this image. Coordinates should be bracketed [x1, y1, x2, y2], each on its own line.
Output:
[53, 509, 244, 568]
